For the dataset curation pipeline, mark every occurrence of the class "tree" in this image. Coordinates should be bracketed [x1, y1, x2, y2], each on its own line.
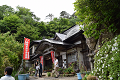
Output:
[15, 24, 40, 42]
[0, 32, 23, 76]
[70, 12, 77, 19]
[74, 0, 120, 39]
[59, 18, 69, 33]
[16, 6, 40, 25]
[60, 11, 70, 18]
[45, 17, 70, 38]
[0, 5, 14, 20]
[0, 14, 23, 33]
[36, 21, 48, 39]
[46, 13, 54, 21]
[74, 0, 120, 79]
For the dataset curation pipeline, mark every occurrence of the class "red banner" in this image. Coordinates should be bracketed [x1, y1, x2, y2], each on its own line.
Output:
[23, 38, 30, 60]
[51, 51, 55, 63]
[40, 56, 43, 65]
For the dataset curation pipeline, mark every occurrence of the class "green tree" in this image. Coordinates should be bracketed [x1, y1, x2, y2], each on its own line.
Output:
[0, 32, 23, 76]
[46, 13, 54, 21]
[15, 24, 40, 42]
[74, 0, 120, 39]
[0, 5, 14, 20]
[60, 11, 70, 18]
[36, 21, 47, 39]
[46, 17, 70, 38]
[0, 14, 23, 33]
[15, 6, 40, 25]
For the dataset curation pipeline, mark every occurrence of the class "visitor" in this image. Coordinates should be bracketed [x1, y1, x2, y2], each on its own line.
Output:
[52, 57, 59, 78]
[39, 61, 42, 78]
[34, 59, 39, 77]
[0, 67, 15, 80]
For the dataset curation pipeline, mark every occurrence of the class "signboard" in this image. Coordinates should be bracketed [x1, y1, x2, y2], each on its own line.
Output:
[40, 56, 43, 65]
[23, 38, 30, 60]
[51, 51, 55, 63]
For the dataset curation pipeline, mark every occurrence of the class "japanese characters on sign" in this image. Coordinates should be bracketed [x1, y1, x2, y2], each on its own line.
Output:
[23, 38, 30, 60]
[51, 51, 55, 63]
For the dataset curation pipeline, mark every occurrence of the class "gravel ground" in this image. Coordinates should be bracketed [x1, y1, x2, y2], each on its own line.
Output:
[29, 76, 78, 80]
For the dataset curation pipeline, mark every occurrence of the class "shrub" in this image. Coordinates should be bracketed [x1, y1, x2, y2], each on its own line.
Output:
[93, 35, 120, 80]
[58, 67, 63, 74]
[47, 72, 51, 77]
[0, 32, 23, 76]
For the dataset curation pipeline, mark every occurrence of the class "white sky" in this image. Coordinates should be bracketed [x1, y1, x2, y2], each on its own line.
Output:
[0, 0, 76, 22]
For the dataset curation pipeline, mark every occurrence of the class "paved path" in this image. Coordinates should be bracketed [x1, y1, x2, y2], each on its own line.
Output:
[29, 76, 78, 80]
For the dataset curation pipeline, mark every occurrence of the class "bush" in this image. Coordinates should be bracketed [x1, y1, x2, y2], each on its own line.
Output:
[93, 35, 120, 80]
[58, 67, 63, 74]
[0, 32, 23, 76]
[47, 72, 51, 77]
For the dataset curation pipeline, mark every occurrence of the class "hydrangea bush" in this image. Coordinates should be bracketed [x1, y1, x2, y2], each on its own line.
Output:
[93, 35, 120, 80]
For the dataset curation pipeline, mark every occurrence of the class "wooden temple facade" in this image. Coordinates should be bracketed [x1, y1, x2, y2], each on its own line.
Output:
[28, 25, 91, 71]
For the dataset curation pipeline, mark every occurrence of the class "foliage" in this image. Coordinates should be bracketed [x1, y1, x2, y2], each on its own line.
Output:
[93, 35, 120, 80]
[58, 67, 63, 73]
[60, 11, 70, 18]
[0, 32, 23, 76]
[0, 5, 14, 20]
[62, 63, 75, 74]
[80, 64, 84, 74]
[16, 6, 40, 22]
[0, 14, 23, 33]
[46, 17, 71, 37]
[82, 74, 89, 80]
[0, 5, 81, 41]
[11, 70, 18, 80]
[46, 13, 54, 21]
[28, 66, 35, 76]
[74, 0, 120, 39]
[15, 24, 40, 42]
[47, 72, 51, 77]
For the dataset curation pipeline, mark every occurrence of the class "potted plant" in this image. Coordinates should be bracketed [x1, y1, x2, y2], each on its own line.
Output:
[80, 65, 85, 78]
[47, 72, 51, 77]
[76, 72, 82, 80]
[58, 67, 63, 74]
[71, 70, 75, 75]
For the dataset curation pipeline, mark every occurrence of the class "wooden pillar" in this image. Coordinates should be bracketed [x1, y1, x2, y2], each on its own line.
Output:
[76, 48, 83, 69]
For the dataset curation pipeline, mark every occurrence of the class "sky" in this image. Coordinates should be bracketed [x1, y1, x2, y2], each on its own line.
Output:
[0, 0, 76, 22]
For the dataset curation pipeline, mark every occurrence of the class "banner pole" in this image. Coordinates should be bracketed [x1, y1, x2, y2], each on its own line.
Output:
[22, 37, 25, 69]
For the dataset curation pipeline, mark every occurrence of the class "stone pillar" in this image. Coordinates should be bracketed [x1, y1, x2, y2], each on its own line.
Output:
[88, 53, 94, 70]
[77, 48, 83, 69]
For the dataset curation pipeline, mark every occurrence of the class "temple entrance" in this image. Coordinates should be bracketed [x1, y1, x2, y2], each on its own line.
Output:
[44, 53, 53, 72]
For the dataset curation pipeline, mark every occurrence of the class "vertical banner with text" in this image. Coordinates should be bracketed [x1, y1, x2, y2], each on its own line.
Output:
[51, 51, 55, 64]
[23, 38, 30, 60]
[40, 56, 43, 65]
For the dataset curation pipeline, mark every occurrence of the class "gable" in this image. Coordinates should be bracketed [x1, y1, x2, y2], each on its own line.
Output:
[55, 33, 66, 41]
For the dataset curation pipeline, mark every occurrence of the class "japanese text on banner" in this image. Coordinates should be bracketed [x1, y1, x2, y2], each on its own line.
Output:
[23, 38, 30, 60]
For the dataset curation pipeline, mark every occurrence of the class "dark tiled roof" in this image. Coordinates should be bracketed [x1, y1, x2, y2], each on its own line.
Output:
[43, 39, 72, 45]
[30, 40, 42, 47]
[64, 25, 84, 39]
[32, 40, 42, 42]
